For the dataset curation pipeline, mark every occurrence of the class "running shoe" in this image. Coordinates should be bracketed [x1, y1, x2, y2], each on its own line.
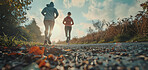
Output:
[44, 40, 47, 45]
[47, 38, 51, 44]
[66, 37, 69, 43]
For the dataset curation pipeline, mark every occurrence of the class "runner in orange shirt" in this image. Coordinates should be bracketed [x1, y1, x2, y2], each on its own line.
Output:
[63, 12, 74, 43]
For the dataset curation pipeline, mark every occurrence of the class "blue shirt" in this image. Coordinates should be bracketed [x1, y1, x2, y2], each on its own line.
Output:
[41, 7, 59, 21]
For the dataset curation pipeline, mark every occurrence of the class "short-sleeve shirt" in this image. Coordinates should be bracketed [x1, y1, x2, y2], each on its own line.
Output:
[63, 16, 73, 26]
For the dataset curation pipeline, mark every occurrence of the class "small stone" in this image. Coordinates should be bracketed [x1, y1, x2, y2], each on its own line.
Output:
[109, 52, 115, 54]
[109, 55, 111, 58]
[83, 60, 89, 64]
[120, 53, 128, 56]
[117, 66, 126, 70]
[97, 61, 103, 65]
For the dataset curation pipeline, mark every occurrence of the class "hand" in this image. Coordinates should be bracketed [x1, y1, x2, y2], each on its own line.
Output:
[55, 17, 57, 19]
[42, 13, 45, 16]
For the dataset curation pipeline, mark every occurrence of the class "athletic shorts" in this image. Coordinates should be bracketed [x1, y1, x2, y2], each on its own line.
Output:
[65, 26, 72, 31]
[44, 20, 55, 27]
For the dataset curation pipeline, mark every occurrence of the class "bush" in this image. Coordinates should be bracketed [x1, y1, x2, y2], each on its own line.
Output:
[98, 40, 105, 43]
[114, 34, 131, 42]
[0, 34, 18, 47]
[0, 34, 43, 47]
[90, 41, 97, 44]
[130, 36, 148, 42]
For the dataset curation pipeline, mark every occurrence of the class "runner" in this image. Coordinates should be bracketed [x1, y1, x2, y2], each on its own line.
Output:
[41, 2, 59, 45]
[63, 12, 74, 44]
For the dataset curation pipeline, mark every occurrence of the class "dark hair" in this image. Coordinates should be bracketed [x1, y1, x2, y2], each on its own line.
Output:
[50, 2, 54, 6]
[47, 2, 54, 7]
[68, 12, 71, 15]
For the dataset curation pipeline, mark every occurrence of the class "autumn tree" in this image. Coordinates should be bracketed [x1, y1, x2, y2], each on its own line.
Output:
[0, 0, 33, 40]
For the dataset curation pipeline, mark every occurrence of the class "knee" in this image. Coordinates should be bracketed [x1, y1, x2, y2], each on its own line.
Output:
[49, 31, 52, 34]
[45, 30, 48, 33]
[49, 32, 52, 35]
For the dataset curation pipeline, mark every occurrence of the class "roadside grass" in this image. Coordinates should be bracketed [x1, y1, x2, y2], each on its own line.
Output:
[16, 41, 44, 46]
[0, 34, 19, 47]
[90, 41, 97, 44]
[129, 36, 148, 42]
[98, 40, 105, 43]
[2, 34, 146, 46]
[109, 35, 148, 43]
[0, 34, 43, 48]
[113, 34, 131, 42]
[68, 36, 148, 44]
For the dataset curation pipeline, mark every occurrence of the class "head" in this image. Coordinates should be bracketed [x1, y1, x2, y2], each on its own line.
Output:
[47, 2, 54, 7]
[67, 12, 71, 16]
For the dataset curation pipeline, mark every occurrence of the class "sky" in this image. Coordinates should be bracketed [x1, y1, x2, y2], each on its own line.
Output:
[25, 0, 145, 42]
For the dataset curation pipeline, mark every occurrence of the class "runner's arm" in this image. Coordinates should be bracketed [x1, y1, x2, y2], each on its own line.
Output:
[41, 8, 46, 16]
[63, 18, 66, 25]
[71, 18, 74, 25]
[54, 8, 59, 19]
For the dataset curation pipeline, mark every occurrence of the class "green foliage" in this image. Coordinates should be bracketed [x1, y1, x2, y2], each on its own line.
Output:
[90, 41, 97, 44]
[0, 0, 33, 23]
[0, 0, 45, 47]
[0, 32, 36, 47]
[25, 18, 44, 42]
[113, 34, 131, 42]
[17, 41, 44, 46]
[0, 0, 33, 41]
[0, 34, 43, 47]
[0, 0, 44, 43]
[16, 26, 32, 41]
[0, 33, 18, 47]
[130, 36, 148, 42]
[98, 40, 105, 43]
[82, 42, 89, 44]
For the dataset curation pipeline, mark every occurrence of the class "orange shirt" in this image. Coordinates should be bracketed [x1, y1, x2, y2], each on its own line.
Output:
[63, 16, 74, 26]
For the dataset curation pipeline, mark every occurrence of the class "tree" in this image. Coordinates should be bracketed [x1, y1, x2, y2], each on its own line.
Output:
[0, 0, 33, 40]
[92, 20, 105, 31]
[87, 27, 94, 34]
[26, 18, 44, 42]
[0, 0, 33, 23]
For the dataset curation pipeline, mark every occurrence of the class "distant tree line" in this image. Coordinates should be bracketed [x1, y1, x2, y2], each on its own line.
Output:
[57, 1, 148, 44]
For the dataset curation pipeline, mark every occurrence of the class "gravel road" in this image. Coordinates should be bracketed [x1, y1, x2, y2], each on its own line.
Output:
[51, 42, 148, 70]
[0, 42, 148, 70]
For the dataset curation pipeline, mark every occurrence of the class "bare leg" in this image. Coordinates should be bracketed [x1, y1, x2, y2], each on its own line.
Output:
[44, 20, 49, 40]
[48, 21, 54, 44]
[69, 26, 72, 40]
[44, 20, 49, 45]
[48, 22, 54, 39]
[65, 26, 68, 37]
[65, 26, 69, 43]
